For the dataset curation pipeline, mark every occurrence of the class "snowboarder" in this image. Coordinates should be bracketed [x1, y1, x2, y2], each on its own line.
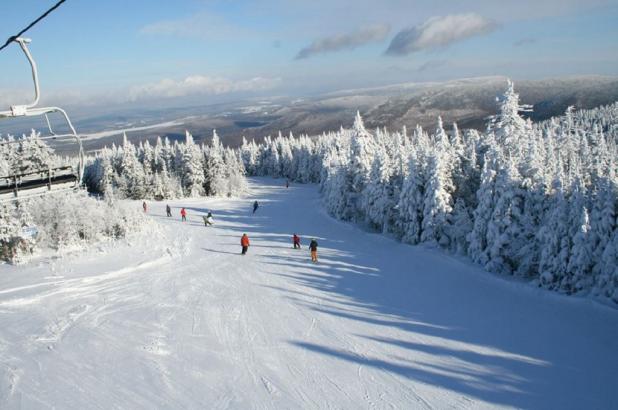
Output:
[203, 212, 214, 227]
[180, 207, 187, 222]
[293, 233, 301, 249]
[142, 201, 147, 213]
[252, 200, 259, 214]
[241, 233, 250, 255]
[309, 238, 318, 262]
[166, 204, 172, 217]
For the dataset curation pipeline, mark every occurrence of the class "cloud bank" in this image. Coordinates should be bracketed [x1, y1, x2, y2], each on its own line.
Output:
[385, 13, 497, 56]
[1, 75, 280, 108]
[296, 24, 390, 59]
[126, 75, 280, 102]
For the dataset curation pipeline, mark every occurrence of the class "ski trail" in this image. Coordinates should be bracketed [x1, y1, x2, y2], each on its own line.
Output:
[0, 177, 616, 409]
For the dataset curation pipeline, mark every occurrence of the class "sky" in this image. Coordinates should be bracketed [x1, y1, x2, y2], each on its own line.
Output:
[0, 0, 617, 110]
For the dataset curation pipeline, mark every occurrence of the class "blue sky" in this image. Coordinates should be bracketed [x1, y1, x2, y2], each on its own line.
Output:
[0, 0, 617, 109]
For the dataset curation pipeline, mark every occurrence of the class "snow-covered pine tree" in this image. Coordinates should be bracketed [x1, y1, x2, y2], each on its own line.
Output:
[278, 133, 294, 179]
[448, 198, 473, 254]
[420, 150, 454, 246]
[240, 137, 258, 176]
[180, 131, 205, 197]
[321, 145, 349, 219]
[0, 201, 24, 262]
[117, 134, 147, 199]
[568, 206, 595, 292]
[589, 174, 617, 277]
[537, 176, 570, 288]
[204, 130, 227, 196]
[17, 131, 53, 174]
[467, 149, 499, 266]
[485, 157, 524, 275]
[347, 111, 376, 221]
[397, 156, 425, 244]
[224, 148, 248, 196]
[598, 213, 618, 302]
[488, 79, 532, 160]
[558, 177, 587, 292]
[363, 147, 394, 232]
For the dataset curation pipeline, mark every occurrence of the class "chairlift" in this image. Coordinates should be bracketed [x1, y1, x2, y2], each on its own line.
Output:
[0, 38, 84, 202]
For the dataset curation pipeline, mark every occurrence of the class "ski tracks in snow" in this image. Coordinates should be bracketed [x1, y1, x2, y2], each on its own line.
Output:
[1, 178, 617, 409]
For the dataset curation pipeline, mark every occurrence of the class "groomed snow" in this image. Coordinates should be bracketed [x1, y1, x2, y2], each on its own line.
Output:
[0, 178, 617, 409]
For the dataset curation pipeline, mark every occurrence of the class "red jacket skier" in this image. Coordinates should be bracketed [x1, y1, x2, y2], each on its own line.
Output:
[180, 207, 187, 222]
[293, 234, 301, 249]
[241, 234, 250, 255]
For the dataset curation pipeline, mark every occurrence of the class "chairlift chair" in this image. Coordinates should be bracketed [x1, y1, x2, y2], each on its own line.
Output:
[0, 38, 84, 202]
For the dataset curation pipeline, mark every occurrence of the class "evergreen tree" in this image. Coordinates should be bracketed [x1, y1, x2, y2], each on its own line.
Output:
[204, 130, 227, 196]
[537, 178, 570, 288]
[568, 206, 595, 292]
[347, 111, 376, 221]
[180, 131, 205, 197]
[485, 158, 524, 274]
[420, 151, 454, 246]
[468, 150, 499, 266]
[488, 79, 532, 160]
[117, 134, 146, 199]
[363, 147, 394, 232]
[397, 157, 425, 244]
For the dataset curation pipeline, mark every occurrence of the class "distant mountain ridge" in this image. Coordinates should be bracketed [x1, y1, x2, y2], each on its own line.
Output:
[176, 75, 618, 146]
[4, 75, 617, 151]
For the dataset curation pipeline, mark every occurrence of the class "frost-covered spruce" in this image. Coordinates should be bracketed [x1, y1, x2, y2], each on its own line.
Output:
[537, 178, 571, 288]
[363, 147, 394, 232]
[204, 130, 228, 196]
[397, 157, 426, 245]
[179, 131, 205, 197]
[467, 149, 499, 266]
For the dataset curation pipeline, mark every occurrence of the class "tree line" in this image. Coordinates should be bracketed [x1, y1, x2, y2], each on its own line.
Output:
[84, 130, 247, 200]
[238, 81, 617, 302]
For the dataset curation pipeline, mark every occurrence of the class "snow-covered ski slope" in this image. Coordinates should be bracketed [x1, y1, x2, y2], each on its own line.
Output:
[0, 178, 617, 409]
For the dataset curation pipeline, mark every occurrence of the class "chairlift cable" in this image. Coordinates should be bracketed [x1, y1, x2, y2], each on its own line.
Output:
[0, 0, 67, 53]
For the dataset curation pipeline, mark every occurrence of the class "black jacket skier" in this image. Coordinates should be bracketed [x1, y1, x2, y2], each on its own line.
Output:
[309, 239, 318, 262]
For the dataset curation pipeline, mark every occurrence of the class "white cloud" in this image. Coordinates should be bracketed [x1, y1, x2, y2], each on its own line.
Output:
[140, 12, 251, 40]
[126, 75, 280, 102]
[0, 75, 280, 108]
[296, 24, 391, 59]
[386, 13, 497, 56]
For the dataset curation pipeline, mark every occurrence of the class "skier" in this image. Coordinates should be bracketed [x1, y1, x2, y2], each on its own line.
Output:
[309, 238, 318, 263]
[166, 204, 172, 217]
[293, 233, 301, 249]
[203, 212, 214, 227]
[241, 233, 250, 255]
[142, 201, 147, 213]
[285, 180, 289, 188]
[252, 200, 259, 214]
[180, 207, 187, 222]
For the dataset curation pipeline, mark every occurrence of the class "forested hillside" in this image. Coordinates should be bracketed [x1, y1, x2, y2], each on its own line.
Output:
[239, 82, 618, 302]
[84, 130, 247, 200]
[80, 81, 617, 303]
